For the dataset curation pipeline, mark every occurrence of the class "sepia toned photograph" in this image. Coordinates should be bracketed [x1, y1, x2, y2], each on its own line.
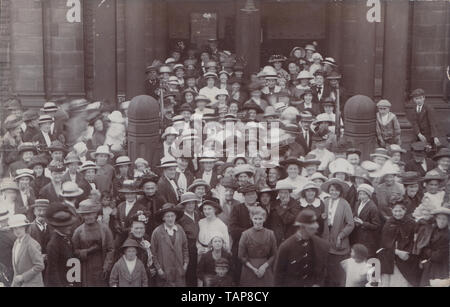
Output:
[0, 0, 449, 291]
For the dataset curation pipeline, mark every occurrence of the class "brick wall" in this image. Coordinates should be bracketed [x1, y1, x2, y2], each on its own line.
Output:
[411, 1, 449, 97]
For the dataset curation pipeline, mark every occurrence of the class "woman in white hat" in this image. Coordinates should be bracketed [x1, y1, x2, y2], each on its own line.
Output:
[91, 145, 114, 193]
[8, 214, 44, 287]
[329, 158, 357, 210]
[14, 168, 35, 219]
[320, 178, 354, 286]
[199, 72, 221, 105]
[298, 181, 327, 237]
[104, 110, 126, 154]
[375, 165, 405, 221]
[310, 172, 331, 202]
[277, 157, 308, 200]
[416, 206, 450, 286]
[350, 184, 381, 258]
[112, 156, 133, 203]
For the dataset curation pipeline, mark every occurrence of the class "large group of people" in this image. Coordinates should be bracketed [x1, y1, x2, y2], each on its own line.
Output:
[0, 39, 449, 287]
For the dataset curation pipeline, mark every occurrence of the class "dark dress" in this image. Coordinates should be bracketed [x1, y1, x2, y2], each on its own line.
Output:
[197, 249, 233, 284]
[177, 212, 200, 287]
[378, 217, 420, 286]
[350, 200, 381, 257]
[268, 198, 301, 246]
[46, 231, 77, 287]
[31, 175, 51, 197]
[238, 227, 277, 287]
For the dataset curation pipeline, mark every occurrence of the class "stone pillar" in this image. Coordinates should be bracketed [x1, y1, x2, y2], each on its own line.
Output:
[152, 0, 168, 61]
[235, 0, 261, 74]
[352, 2, 376, 97]
[92, 0, 117, 105]
[125, 0, 146, 99]
[327, 1, 343, 65]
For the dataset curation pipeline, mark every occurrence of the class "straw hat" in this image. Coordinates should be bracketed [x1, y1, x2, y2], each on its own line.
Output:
[80, 161, 99, 172]
[389, 144, 406, 154]
[400, 171, 423, 186]
[60, 181, 83, 198]
[17, 142, 38, 155]
[177, 192, 201, 207]
[121, 238, 140, 250]
[118, 180, 140, 194]
[7, 214, 31, 229]
[310, 172, 328, 183]
[422, 172, 446, 183]
[370, 148, 390, 160]
[187, 179, 210, 192]
[0, 209, 10, 222]
[432, 147, 450, 161]
[115, 156, 132, 167]
[302, 154, 321, 166]
[280, 157, 303, 168]
[64, 152, 81, 165]
[274, 181, 294, 192]
[299, 181, 320, 197]
[40, 102, 58, 113]
[296, 70, 313, 80]
[108, 111, 125, 124]
[30, 199, 50, 209]
[233, 164, 255, 178]
[90, 145, 114, 159]
[14, 168, 35, 181]
[0, 178, 19, 192]
[329, 158, 354, 176]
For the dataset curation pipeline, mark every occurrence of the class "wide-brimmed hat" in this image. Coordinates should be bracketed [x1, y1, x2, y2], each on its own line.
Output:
[310, 172, 328, 183]
[422, 172, 446, 183]
[30, 199, 50, 209]
[263, 106, 278, 119]
[45, 204, 79, 228]
[290, 46, 306, 57]
[230, 154, 247, 165]
[351, 167, 372, 185]
[221, 113, 239, 123]
[294, 209, 317, 227]
[40, 102, 58, 113]
[400, 171, 423, 185]
[121, 238, 140, 251]
[431, 207, 450, 216]
[28, 155, 48, 169]
[314, 113, 334, 125]
[302, 154, 321, 166]
[304, 44, 316, 52]
[64, 152, 81, 165]
[199, 153, 218, 163]
[388, 144, 406, 154]
[215, 89, 230, 100]
[280, 157, 303, 168]
[258, 187, 277, 199]
[321, 178, 349, 194]
[77, 199, 101, 214]
[48, 161, 66, 173]
[329, 158, 354, 176]
[296, 70, 313, 80]
[203, 72, 218, 80]
[233, 164, 255, 178]
[194, 95, 211, 104]
[274, 181, 294, 192]
[17, 142, 37, 155]
[199, 198, 222, 215]
[268, 54, 288, 63]
[48, 140, 67, 153]
[177, 192, 201, 207]
[238, 183, 258, 194]
[14, 168, 35, 181]
[357, 184, 374, 197]
[280, 123, 300, 135]
[370, 148, 390, 160]
[432, 148, 450, 161]
[115, 156, 132, 167]
[118, 180, 140, 194]
[322, 57, 337, 66]
[299, 182, 320, 197]
[7, 214, 31, 229]
[155, 203, 183, 222]
[61, 181, 83, 198]
[0, 178, 19, 192]
[145, 60, 162, 73]
[297, 111, 315, 122]
[188, 179, 210, 192]
[91, 145, 114, 159]
[80, 160, 99, 172]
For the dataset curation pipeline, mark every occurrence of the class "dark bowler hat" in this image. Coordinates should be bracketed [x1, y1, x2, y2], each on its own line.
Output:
[432, 147, 450, 161]
[294, 209, 318, 226]
[400, 171, 423, 186]
[118, 180, 141, 194]
[410, 141, 427, 152]
[326, 71, 342, 80]
[18, 142, 37, 155]
[45, 204, 79, 228]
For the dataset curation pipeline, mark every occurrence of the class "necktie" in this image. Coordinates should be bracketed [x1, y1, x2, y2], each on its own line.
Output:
[317, 87, 322, 96]
[417, 106, 421, 113]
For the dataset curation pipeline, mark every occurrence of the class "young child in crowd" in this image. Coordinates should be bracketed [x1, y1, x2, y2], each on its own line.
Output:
[134, 158, 151, 180]
[341, 244, 370, 287]
[97, 191, 116, 229]
[110, 239, 148, 287]
[206, 258, 235, 287]
[375, 100, 401, 147]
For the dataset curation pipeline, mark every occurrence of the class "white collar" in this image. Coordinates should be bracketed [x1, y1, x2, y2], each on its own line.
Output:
[164, 224, 178, 232]
[300, 198, 321, 208]
[126, 200, 136, 207]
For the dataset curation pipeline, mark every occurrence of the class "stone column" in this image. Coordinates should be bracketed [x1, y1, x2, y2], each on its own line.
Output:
[352, 1, 376, 97]
[235, 0, 261, 74]
[92, 0, 117, 105]
[382, 0, 413, 141]
[125, 0, 146, 99]
[327, 1, 343, 65]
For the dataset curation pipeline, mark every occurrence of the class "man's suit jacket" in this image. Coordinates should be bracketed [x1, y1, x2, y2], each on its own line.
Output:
[295, 130, 313, 155]
[113, 201, 147, 235]
[177, 212, 200, 242]
[22, 126, 39, 143]
[312, 83, 333, 105]
[39, 182, 63, 205]
[157, 176, 179, 204]
[195, 169, 219, 189]
[296, 102, 321, 117]
[15, 189, 36, 220]
[405, 158, 436, 177]
[32, 131, 57, 151]
[28, 222, 52, 254]
[409, 104, 441, 141]
[11, 234, 45, 287]
[175, 169, 195, 193]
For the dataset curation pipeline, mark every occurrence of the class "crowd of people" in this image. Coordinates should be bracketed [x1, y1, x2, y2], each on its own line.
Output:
[0, 39, 449, 287]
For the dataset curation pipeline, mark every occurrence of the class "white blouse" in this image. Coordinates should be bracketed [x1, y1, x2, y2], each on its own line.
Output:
[197, 217, 230, 253]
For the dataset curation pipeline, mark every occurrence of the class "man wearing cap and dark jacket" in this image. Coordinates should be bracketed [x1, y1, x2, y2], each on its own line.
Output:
[408, 88, 442, 147]
[405, 142, 436, 177]
[274, 210, 329, 287]
[22, 109, 40, 142]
